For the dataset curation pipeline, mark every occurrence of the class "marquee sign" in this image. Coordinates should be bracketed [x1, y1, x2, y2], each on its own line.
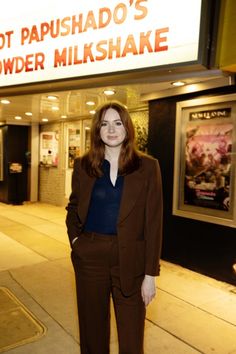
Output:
[0, 0, 203, 87]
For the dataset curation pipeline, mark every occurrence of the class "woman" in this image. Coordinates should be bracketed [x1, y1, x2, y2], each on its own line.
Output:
[66, 101, 163, 354]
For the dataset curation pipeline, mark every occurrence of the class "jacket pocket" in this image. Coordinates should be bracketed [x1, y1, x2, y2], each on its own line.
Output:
[71, 235, 88, 259]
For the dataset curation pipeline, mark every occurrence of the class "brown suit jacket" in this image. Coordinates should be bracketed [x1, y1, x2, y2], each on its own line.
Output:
[66, 155, 163, 295]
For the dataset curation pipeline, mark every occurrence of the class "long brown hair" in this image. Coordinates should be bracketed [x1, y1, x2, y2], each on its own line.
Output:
[82, 101, 141, 177]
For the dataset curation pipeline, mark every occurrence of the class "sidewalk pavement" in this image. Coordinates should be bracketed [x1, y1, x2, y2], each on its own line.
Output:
[0, 202, 235, 354]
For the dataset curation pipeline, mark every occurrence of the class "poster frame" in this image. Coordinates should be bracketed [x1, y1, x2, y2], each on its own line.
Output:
[173, 93, 236, 228]
[0, 130, 3, 181]
[39, 131, 59, 166]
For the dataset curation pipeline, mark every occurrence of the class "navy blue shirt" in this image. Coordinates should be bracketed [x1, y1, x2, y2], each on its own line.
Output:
[84, 159, 124, 235]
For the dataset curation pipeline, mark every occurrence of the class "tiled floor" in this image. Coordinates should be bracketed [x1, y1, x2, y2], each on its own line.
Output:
[0, 202, 236, 354]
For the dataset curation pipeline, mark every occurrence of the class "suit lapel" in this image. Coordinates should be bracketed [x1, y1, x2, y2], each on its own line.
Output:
[77, 160, 145, 225]
[77, 173, 95, 224]
[118, 167, 144, 224]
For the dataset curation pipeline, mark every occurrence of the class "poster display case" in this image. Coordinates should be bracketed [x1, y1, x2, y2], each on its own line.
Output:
[64, 120, 91, 199]
[82, 119, 91, 153]
[66, 120, 91, 169]
[173, 94, 236, 227]
[39, 131, 59, 166]
[0, 130, 3, 181]
[68, 127, 81, 168]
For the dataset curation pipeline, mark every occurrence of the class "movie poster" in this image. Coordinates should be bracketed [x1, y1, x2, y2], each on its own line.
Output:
[68, 128, 80, 168]
[40, 131, 59, 166]
[0, 130, 3, 181]
[184, 122, 233, 211]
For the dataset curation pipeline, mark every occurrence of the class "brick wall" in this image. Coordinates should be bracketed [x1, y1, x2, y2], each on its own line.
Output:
[39, 122, 67, 206]
[39, 165, 66, 206]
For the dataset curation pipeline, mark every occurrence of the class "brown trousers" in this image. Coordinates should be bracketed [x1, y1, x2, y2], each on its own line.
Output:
[71, 232, 146, 354]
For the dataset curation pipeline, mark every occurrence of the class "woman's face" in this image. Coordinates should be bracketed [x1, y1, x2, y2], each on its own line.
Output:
[100, 108, 126, 148]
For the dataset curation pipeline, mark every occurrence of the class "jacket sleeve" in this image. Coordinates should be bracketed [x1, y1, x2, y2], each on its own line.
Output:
[65, 158, 82, 247]
[144, 158, 163, 276]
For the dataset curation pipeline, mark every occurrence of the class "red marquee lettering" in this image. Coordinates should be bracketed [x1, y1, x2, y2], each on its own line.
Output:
[114, 3, 127, 24]
[96, 40, 108, 60]
[83, 11, 97, 31]
[83, 43, 95, 63]
[139, 31, 152, 54]
[0, 31, 14, 49]
[134, 0, 148, 20]
[99, 8, 112, 28]
[155, 27, 169, 52]
[122, 34, 138, 57]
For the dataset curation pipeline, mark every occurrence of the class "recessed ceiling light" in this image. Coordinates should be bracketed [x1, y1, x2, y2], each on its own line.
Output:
[15, 116, 22, 120]
[61, 115, 67, 119]
[52, 106, 59, 111]
[86, 101, 95, 106]
[42, 118, 48, 122]
[89, 110, 96, 115]
[103, 89, 116, 96]
[171, 81, 186, 87]
[47, 95, 58, 100]
[25, 112, 33, 116]
[1, 99, 10, 104]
